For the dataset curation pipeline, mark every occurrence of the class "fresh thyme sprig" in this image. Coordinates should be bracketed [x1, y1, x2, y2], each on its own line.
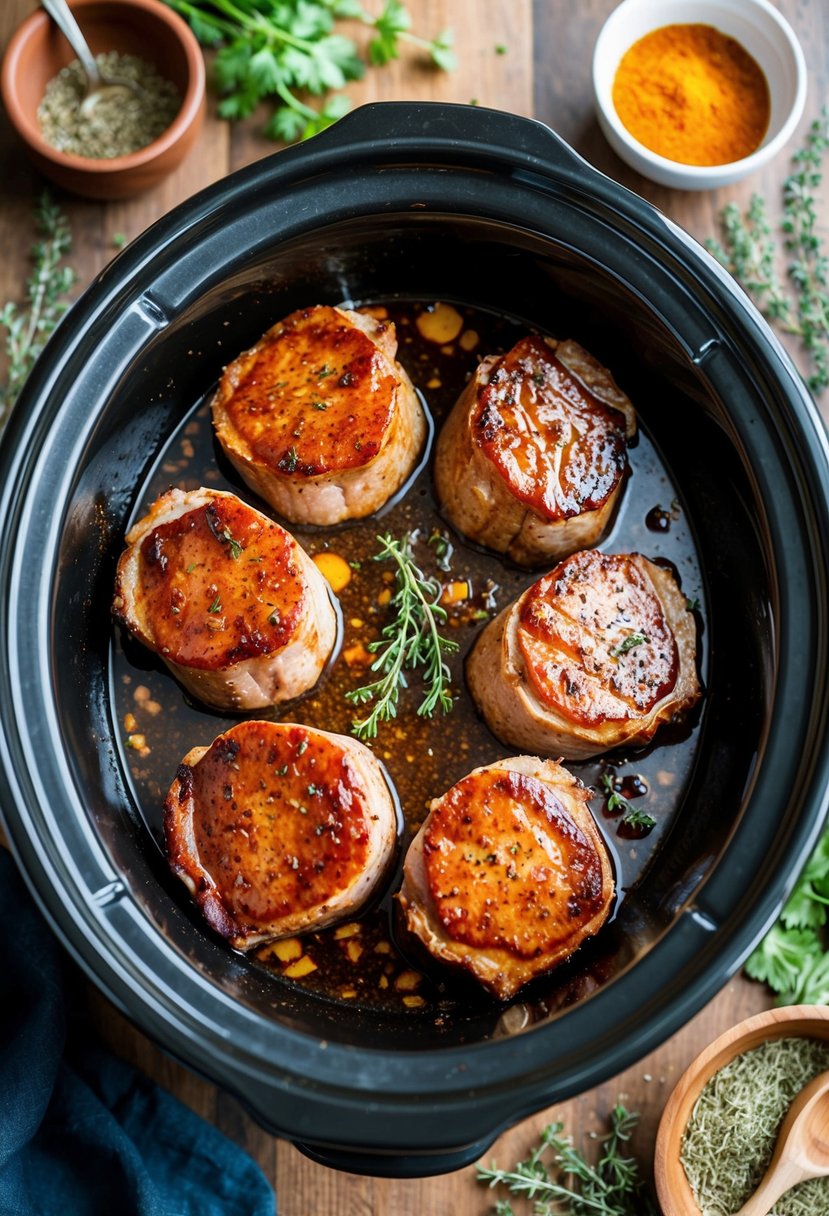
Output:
[618, 807, 656, 832]
[345, 532, 458, 739]
[599, 773, 656, 833]
[478, 1104, 657, 1216]
[707, 107, 829, 392]
[784, 110, 829, 391]
[162, 0, 455, 143]
[0, 193, 76, 424]
[599, 772, 634, 816]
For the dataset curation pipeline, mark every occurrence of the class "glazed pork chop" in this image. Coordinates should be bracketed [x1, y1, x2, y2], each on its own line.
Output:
[434, 335, 636, 566]
[113, 486, 337, 711]
[467, 549, 701, 759]
[165, 720, 399, 948]
[212, 304, 427, 525]
[398, 757, 614, 1000]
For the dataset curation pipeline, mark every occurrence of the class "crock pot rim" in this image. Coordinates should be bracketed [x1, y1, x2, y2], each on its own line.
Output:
[2, 102, 828, 1163]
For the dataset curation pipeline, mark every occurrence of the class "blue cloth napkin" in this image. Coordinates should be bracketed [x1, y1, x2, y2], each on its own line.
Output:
[0, 849, 275, 1216]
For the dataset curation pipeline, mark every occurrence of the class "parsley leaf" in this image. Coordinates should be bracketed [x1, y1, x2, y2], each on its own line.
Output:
[186, 7, 226, 44]
[783, 876, 829, 931]
[248, 46, 285, 93]
[265, 105, 306, 143]
[428, 29, 456, 72]
[213, 40, 252, 91]
[746, 820, 829, 1003]
[746, 924, 822, 994]
[162, 0, 455, 144]
[368, 0, 410, 65]
[792, 951, 829, 1005]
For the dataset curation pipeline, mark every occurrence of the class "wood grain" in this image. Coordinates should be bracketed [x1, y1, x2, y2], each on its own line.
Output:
[1, 0, 825, 1212]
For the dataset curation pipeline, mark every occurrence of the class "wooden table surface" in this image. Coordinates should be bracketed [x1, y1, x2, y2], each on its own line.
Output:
[2, 0, 826, 1211]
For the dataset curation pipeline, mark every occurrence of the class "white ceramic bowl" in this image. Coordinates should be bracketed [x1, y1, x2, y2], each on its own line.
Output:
[592, 0, 806, 189]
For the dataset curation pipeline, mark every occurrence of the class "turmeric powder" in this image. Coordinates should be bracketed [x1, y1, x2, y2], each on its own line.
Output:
[612, 24, 770, 166]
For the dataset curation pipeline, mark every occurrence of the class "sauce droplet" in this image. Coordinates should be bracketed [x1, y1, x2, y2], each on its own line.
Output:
[617, 817, 655, 840]
[620, 774, 649, 799]
[646, 506, 671, 532]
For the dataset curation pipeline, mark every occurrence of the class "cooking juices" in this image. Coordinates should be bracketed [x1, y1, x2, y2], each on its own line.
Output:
[111, 301, 706, 1031]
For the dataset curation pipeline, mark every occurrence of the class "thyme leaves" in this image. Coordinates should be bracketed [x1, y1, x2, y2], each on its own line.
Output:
[618, 806, 656, 832]
[478, 1104, 657, 1216]
[222, 528, 244, 559]
[707, 107, 829, 393]
[345, 532, 458, 739]
[600, 772, 637, 817]
[0, 194, 76, 425]
[599, 773, 656, 835]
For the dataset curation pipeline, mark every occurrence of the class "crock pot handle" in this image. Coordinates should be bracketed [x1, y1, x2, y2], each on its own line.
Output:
[310, 99, 595, 177]
[293, 1132, 500, 1178]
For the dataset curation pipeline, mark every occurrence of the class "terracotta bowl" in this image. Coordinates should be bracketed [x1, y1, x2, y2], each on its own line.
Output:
[654, 1005, 829, 1214]
[1, 0, 205, 199]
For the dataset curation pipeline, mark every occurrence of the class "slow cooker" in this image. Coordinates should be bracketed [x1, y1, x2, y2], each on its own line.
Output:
[1, 102, 828, 1176]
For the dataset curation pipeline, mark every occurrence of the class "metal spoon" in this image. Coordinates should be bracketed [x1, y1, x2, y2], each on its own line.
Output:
[735, 1068, 829, 1216]
[41, 0, 142, 116]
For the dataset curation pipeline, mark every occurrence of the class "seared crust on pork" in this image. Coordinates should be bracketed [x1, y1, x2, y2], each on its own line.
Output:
[165, 720, 399, 949]
[467, 550, 700, 759]
[112, 487, 337, 711]
[398, 756, 614, 1000]
[211, 305, 426, 525]
[434, 336, 636, 566]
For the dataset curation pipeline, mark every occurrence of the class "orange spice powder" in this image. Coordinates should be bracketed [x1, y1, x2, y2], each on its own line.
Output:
[612, 23, 770, 166]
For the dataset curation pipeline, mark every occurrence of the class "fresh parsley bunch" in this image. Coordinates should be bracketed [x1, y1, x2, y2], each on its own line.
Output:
[163, 0, 455, 142]
[746, 827, 829, 1005]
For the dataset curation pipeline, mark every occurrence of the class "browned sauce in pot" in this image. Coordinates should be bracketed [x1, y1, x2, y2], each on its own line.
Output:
[111, 300, 706, 1025]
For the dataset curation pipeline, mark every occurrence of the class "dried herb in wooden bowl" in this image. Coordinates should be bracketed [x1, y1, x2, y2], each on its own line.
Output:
[681, 1036, 829, 1215]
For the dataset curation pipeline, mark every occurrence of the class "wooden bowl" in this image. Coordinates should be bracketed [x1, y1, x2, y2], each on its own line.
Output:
[654, 1005, 829, 1214]
[1, 0, 205, 199]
